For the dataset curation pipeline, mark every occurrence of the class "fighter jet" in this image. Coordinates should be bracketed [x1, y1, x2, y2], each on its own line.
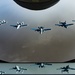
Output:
[35, 63, 52, 68]
[55, 21, 73, 28]
[57, 65, 75, 73]
[10, 65, 27, 72]
[10, 22, 27, 29]
[0, 20, 6, 25]
[31, 26, 51, 34]
[0, 71, 5, 74]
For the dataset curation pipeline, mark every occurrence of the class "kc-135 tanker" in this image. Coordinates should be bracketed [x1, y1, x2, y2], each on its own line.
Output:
[14, 0, 60, 10]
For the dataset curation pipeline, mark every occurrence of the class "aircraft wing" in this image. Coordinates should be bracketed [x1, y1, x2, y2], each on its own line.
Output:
[20, 67, 27, 70]
[55, 24, 63, 26]
[35, 63, 43, 65]
[44, 63, 52, 65]
[66, 23, 73, 26]
[21, 68, 27, 70]
[56, 68, 61, 70]
[31, 28, 38, 31]
[10, 25, 17, 28]
[21, 24, 27, 27]
[44, 28, 51, 31]
[56, 67, 63, 70]
[9, 68, 15, 70]
[69, 68, 75, 70]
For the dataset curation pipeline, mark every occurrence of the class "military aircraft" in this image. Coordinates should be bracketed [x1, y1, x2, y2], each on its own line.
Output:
[10, 22, 27, 29]
[10, 65, 27, 72]
[55, 21, 73, 28]
[0, 71, 5, 74]
[31, 26, 51, 34]
[57, 65, 75, 73]
[35, 63, 52, 68]
[0, 20, 6, 25]
[14, 0, 60, 10]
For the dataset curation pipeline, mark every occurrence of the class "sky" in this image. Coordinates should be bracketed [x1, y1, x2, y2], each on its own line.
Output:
[0, 0, 75, 62]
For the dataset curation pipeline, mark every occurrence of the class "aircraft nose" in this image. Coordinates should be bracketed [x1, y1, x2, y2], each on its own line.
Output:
[14, 0, 60, 10]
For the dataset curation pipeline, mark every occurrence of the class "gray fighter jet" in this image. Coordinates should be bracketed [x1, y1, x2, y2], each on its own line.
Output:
[55, 21, 73, 28]
[31, 26, 51, 34]
[10, 65, 27, 72]
[57, 65, 75, 73]
[10, 22, 27, 29]
[35, 63, 52, 68]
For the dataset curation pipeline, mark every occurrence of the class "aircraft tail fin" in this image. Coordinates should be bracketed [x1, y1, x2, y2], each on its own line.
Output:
[21, 22, 24, 25]
[3, 20, 6, 23]
[17, 22, 21, 25]
[17, 22, 19, 24]
[64, 21, 66, 24]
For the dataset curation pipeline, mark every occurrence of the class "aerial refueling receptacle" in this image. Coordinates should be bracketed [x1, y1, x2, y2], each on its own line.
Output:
[14, 0, 60, 10]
